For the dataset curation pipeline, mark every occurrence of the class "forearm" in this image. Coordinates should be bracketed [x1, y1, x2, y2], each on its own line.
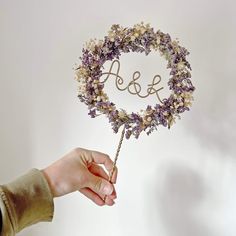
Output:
[0, 169, 54, 236]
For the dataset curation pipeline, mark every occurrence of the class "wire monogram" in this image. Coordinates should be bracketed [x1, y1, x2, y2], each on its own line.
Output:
[100, 60, 164, 104]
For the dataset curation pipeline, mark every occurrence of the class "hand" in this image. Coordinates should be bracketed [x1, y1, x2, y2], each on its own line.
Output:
[42, 148, 117, 206]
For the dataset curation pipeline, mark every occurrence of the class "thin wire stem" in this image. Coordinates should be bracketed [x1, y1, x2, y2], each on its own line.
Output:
[109, 125, 125, 182]
[104, 125, 125, 201]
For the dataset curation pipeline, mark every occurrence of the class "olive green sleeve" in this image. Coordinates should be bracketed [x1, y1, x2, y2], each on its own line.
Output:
[0, 169, 54, 235]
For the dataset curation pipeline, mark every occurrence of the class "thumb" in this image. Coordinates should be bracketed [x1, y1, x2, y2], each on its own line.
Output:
[86, 173, 113, 196]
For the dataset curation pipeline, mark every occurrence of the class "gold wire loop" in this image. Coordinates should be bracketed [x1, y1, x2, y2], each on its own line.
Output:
[101, 59, 164, 104]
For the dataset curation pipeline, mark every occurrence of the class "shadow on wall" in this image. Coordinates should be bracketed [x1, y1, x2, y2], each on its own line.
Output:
[188, 78, 236, 158]
[186, 26, 236, 158]
[152, 162, 218, 236]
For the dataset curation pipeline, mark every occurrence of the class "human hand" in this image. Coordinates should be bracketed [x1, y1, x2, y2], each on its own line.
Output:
[42, 148, 117, 206]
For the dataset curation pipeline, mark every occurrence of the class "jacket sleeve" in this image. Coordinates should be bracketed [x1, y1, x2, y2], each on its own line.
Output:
[0, 169, 54, 236]
[0, 208, 2, 234]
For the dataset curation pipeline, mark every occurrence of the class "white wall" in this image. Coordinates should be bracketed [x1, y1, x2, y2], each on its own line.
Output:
[0, 0, 236, 235]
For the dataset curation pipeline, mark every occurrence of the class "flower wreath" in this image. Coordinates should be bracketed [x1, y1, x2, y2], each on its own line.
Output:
[74, 22, 195, 139]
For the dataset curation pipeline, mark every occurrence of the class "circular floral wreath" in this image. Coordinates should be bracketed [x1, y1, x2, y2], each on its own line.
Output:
[74, 22, 195, 139]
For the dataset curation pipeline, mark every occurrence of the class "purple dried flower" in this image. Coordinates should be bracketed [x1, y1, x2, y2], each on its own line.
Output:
[88, 109, 97, 118]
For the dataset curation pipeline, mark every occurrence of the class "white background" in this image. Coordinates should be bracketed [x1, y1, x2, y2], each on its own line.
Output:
[0, 0, 236, 235]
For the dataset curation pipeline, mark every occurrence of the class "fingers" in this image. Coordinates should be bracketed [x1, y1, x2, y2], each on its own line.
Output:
[90, 151, 114, 174]
[85, 172, 117, 204]
[110, 188, 117, 200]
[90, 152, 118, 184]
[79, 188, 104, 206]
[104, 195, 115, 205]
[79, 148, 118, 184]
[74, 148, 119, 206]
[110, 166, 118, 184]
[86, 172, 113, 195]
[79, 188, 115, 206]
[88, 163, 109, 180]
[88, 164, 117, 200]
[89, 163, 118, 185]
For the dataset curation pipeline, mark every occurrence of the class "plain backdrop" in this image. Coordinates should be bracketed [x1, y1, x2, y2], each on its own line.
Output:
[0, 0, 236, 236]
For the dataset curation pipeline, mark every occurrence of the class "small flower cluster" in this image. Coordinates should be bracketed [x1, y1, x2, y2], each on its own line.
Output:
[74, 22, 195, 139]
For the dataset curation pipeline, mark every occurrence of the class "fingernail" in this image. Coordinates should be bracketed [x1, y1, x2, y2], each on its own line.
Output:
[104, 185, 113, 195]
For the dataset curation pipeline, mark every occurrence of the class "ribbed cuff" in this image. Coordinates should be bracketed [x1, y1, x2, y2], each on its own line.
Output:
[0, 169, 54, 233]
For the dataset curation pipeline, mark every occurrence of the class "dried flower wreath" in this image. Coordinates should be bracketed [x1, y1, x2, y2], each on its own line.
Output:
[75, 22, 195, 140]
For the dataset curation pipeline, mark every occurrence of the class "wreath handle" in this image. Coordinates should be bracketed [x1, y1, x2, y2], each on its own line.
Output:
[104, 125, 126, 201]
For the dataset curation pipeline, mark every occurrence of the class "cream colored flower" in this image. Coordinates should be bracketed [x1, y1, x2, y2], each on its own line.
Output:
[108, 31, 116, 42]
[140, 27, 146, 34]
[181, 91, 194, 107]
[97, 96, 101, 102]
[130, 35, 136, 41]
[118, 110, 127, 119]
[75, 66, 88, 82]
[96, 39, 103, 48]
[143, 115, 153, 125]
[156, 36, 161, 45]
[177, 61, 185, 70]
[168, 115, 176, 127]
[85, 39, 97, 52]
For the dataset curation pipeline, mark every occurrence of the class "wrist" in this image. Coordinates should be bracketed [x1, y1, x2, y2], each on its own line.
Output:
[41, 168, 57, 198]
